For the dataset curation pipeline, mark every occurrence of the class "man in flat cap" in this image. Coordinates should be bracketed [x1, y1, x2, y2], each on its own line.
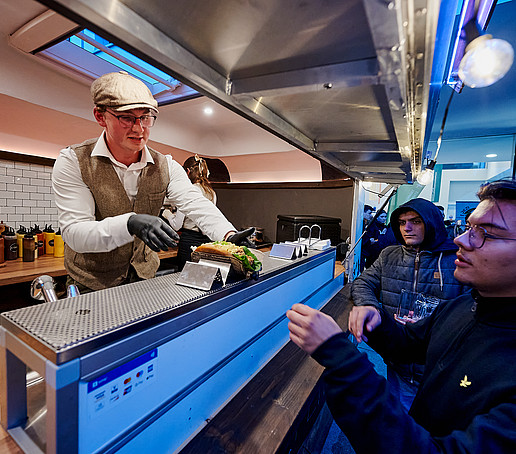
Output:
[52, 71, 251, 292]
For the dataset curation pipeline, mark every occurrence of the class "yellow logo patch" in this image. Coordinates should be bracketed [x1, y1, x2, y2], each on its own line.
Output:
[460, 375, 472, 388]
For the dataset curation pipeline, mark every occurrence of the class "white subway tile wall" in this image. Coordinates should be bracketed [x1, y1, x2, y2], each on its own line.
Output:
[0, 159, 58, 231]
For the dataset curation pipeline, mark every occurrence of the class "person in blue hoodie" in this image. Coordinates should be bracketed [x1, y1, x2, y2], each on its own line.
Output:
[361, 209, 398, 268]
[351, 198, 469, 409]
[286, 179, 516, 453]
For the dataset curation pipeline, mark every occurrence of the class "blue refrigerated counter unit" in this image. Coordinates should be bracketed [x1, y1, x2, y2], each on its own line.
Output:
[0, 247, 343, 454]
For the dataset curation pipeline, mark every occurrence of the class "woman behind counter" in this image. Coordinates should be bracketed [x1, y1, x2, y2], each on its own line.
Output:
[175, 155, 217, 270]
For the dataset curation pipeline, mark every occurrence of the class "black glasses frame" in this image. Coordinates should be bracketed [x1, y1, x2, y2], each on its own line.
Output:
[463, 224, 516, 249]
[105, 110, 157, 128]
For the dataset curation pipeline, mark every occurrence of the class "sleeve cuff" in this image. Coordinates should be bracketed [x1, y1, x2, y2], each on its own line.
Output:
[112, 212, 137, 247]
[312, 332, 357, 368]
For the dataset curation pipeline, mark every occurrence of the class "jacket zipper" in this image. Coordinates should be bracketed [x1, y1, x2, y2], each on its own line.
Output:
[408, 252, 422, 383]
[412, 252, 421, 293]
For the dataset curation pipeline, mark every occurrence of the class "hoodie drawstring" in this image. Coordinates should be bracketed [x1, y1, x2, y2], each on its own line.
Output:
[438, 252, 443, 291]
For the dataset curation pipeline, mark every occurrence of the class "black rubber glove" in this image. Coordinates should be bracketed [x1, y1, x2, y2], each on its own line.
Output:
[127, 214, 180, 252]
[226, 227, 256, 249]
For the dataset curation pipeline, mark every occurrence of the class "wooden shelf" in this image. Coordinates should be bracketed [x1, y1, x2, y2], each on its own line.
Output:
[0, 249, 178, 286]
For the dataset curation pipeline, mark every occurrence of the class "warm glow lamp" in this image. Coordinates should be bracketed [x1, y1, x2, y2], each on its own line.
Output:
[458, 19, 514, 88]
[416, 160, 436, 186]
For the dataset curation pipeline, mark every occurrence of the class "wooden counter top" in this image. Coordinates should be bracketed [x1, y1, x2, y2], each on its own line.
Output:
[0, 249, 178, 286]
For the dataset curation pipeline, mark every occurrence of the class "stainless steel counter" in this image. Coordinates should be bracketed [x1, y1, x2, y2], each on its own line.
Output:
[1, 248, 343, 454]
[2, 249, 327, 365]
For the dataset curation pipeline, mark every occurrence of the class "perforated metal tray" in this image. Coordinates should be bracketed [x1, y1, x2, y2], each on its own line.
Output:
[1, 248, 332, 364]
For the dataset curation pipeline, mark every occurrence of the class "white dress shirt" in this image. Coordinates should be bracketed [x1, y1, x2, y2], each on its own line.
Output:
[52, 134, 235, 253]
[181, 183, 217, 232]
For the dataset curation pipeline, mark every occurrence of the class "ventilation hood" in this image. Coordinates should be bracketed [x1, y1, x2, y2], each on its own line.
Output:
[35, 0, 443, 183]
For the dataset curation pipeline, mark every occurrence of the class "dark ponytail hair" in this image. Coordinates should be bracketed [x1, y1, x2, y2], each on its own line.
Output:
[183, 155, 215, 201]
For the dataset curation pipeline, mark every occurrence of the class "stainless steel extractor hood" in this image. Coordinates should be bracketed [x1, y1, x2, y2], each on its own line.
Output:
[37, 0, 441, 183]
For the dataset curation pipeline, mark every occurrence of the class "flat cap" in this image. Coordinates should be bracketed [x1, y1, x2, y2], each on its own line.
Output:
[91, 71, 159, 113]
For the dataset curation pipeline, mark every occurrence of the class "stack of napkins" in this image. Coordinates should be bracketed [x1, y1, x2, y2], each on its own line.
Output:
[309, 239, 331, 250]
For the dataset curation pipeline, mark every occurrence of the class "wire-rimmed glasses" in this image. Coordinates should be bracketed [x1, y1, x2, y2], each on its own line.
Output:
[462, 224, 516, 249]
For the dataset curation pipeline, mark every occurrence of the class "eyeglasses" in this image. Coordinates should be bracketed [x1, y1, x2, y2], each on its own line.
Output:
[462, 224, 516, 249]
[105, 110, 156, 128]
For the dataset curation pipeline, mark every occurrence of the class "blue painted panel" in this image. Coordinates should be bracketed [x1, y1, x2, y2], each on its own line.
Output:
[77, 258, 341, 453]
[116, 274, 344, 454]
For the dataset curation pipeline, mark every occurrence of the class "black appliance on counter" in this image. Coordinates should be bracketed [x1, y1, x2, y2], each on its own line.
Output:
[276, 215, 341, 245]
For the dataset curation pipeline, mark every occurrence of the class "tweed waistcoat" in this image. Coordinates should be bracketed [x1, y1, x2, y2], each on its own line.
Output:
[64, 138, 168, 290]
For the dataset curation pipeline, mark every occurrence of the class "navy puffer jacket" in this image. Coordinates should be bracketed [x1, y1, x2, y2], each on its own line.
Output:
[352, 198, 468, 316]
[351, 198, 470, 384]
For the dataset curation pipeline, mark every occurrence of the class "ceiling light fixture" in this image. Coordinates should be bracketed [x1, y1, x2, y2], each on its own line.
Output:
[417, 160, 436, 185]
[485, 153, 498, 158]
[458, 18, 514, 88]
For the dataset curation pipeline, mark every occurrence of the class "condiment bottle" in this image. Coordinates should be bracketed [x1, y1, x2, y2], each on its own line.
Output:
[53, 228, 64, 258]
[2, 228, 18, 261]
[33, 225, 44, 257]
[0, 236, 4, 264]
[16, 225, 26, 258]
[44, 225, 55, 255]
[0, 220, 6, 235]
[31, 228, 38, 259]
[23, 232, 36, 262]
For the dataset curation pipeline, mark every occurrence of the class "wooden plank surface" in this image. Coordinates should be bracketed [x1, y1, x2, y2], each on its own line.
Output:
[0, 249, 178, 286]
[0, 255, 68, 286]
[0, 430, 22, 454]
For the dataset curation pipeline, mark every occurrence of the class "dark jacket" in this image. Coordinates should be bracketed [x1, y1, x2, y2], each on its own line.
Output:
[312, 291, 516, 453]
[361, 221, 397, 268]
[352, 198, 468, 316]
[352, 198, 469, 384]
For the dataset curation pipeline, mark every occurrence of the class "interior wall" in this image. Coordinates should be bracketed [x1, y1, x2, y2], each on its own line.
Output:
[0, 157, 57, 230]
[0, 25, 322, 182]
[429, 161, 512, 218]
[214, 185, 354, 245]
[221, 151, 321, 183]
[0, 93, 321, 182]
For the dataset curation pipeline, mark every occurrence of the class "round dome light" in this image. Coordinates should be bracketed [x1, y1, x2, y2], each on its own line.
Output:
[459, 35, 514, 88]
[416, 168, 434, 186]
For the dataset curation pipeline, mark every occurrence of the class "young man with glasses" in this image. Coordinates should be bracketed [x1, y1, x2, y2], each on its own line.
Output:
[53, 71, 251, 292]
[287, 179, 516, 453]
